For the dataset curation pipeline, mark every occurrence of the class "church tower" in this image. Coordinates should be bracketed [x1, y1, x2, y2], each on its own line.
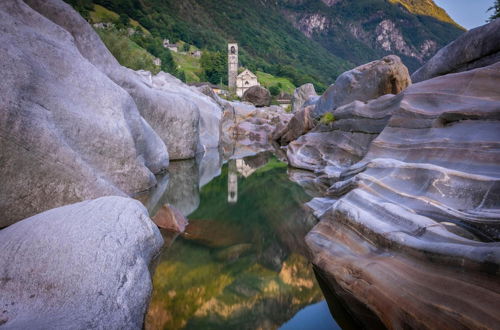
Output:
[228, 43, 238, 90]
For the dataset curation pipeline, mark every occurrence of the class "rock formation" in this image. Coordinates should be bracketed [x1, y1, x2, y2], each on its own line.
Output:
[291, 62, 500, 328]
[0, 196, 163, 329]
[152, 204, 188, 233]
[314, 55, 411, 116]
[274, 105, 317, 145]
[412, 19, 500, 83]
[291, 83, 318, 112]
[0, 0, 223, 226]
[0, 0, 169, 227]
[222, 102, 293, 147]
[287, 94, 399, 175]
[151, 72, 222, 150]
[25, 0, 217, 159]
[242, 85, 272, 107]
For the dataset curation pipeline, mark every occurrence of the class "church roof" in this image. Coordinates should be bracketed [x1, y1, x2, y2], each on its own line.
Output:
[237, 69, 257, 79]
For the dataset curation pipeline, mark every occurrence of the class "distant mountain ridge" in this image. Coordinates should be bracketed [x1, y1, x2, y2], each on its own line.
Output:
[67, 0, 464, 89]
[277, 0, 464, 72]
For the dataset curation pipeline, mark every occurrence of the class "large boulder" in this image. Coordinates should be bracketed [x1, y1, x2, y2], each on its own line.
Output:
[0, 196, 163, 329]
[242, 85, 272, 107]
[152, 72, 222, 150]
[412, 19, 500, 83]
[314, 55, 411, 116]
[287, 93, 399, 174]
[304, 62, 500, 328]
[0, 0, 168, 227]
[26, 0, 206, 159]
[291, 83, 317, 112]
[274, 105, 316, 145]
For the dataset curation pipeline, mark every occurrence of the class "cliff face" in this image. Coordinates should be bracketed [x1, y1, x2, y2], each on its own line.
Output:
[278, 0, 464, 71]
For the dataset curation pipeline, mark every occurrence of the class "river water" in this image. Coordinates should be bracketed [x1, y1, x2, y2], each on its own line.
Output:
[139, 149, 341, 329]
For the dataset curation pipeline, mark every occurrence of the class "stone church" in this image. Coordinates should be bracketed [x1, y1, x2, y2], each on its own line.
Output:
[236, 69, 259, 97]
[228, 43, 260, 97]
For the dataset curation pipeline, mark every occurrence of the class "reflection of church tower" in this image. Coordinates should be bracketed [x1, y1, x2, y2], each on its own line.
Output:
[228, 43, 238, 91]
[228, 159, 238, 204]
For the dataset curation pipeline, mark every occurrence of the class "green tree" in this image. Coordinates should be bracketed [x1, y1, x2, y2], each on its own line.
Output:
[200, 51, 227, 85]
[269, 85, 280, 96]
[488, 0, 500, 21]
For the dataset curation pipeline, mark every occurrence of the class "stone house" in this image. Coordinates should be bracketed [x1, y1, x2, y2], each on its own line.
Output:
[236, 69, 260, 97]
[190, 50, 202, 58]
[162, 39, 178, 52]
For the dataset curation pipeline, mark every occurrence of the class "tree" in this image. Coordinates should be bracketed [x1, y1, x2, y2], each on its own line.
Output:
[117, 13, 130, 29]
[488, 0, 500, 21]
[200, 51, 227, 85]
[269, 85, 280, 96]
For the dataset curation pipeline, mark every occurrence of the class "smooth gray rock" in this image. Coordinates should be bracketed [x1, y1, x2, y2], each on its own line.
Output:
[0, 196, 163, 329]
[314, 55, 411, 116]
[242, 85, 272, 107]
[152, 72, 222, 151]
[26, 0, 204, 159]
[291, 83, 318, 112]
[0, 0, 168, 227]
[412, 19, 500, 83]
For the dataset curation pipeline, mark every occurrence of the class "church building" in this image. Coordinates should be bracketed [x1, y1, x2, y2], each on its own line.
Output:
[228, 43, 260, 97]
[236, 69, 260, 97]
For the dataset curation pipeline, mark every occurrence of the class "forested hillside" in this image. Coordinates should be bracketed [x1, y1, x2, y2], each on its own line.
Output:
[66, 0, 464, 90]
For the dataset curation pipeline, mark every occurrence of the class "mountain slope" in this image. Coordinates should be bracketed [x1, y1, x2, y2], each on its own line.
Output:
[67, 0, 463, 88]
[278, 0, 465, 71]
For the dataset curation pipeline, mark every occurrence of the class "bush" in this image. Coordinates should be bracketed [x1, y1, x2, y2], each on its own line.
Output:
[320, 112, 335, 124]
[269, 85, 280, 96]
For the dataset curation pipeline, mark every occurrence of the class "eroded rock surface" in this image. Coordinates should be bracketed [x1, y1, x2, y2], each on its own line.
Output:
[26, 0, 214, 159]
[0, 196, 163, 329]
[412, 19, 500, 83]
[314, 55, 411, 116]
[0, 0, 169, 227]
[223, 102, 293, 147]
[287, 93, 400, 176]
[302, 62, 500, 328]
[291, 83, 318, 112]
[275, 105, 316, 145]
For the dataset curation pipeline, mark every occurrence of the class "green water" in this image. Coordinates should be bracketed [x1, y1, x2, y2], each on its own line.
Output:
[144, 152, 338, 330]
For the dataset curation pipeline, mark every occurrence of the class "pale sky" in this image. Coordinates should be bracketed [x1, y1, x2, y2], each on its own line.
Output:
[434, 0, 495, 29]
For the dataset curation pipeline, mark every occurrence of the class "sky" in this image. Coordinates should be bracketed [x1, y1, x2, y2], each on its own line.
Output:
[434, 0, 495, 29]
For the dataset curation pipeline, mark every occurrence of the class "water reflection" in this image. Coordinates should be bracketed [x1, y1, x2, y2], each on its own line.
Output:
[143, 148, 335, 330]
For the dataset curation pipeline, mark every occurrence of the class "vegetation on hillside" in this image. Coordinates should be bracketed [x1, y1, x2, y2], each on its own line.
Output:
[388, 0, 461, 27]
[66, 0, 464, 90]
[65, 0, 352, 91]
[200, 51, 228, 85]
[279, 0, 464, 71]
[256, 71, 295, 95]
[96, 29, 160, 73]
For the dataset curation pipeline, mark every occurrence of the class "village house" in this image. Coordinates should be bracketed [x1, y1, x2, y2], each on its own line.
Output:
[162, 39, 178, 52]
